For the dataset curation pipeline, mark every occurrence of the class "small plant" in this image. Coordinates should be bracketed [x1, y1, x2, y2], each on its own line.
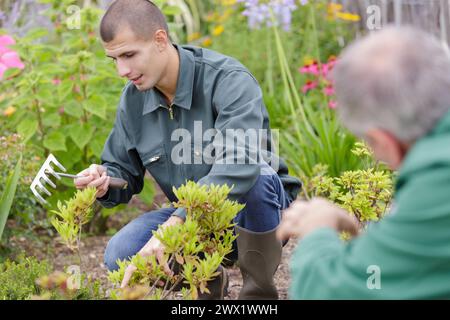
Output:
[108, 181, 245, 300]
[34, 270, 103, 300]
[0, 254, 51, 300]
[303, 142, 393, 225]
[50, 187, 97, 268]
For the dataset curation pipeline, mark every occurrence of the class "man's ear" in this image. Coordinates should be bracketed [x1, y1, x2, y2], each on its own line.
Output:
[153, 29, 168, 51]
[365, 128, 409, 170]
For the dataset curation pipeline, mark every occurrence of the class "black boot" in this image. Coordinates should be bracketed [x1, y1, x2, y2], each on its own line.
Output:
[236, 225, 282, 300]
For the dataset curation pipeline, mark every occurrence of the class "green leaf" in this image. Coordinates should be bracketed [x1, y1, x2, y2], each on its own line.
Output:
[63, 101, 83, 118]
[43, 131, 67, 151]
[84, 95, 106, 119]
[69, 123, 95, 150]
[17, 118, 38, 142]
[2, 68, 23, 79]
[138, 178, 155, 207]
[89, 133, 108, 156]
[58, 81, 74, 101]
[0, 154, 22, 241]
[42, 112, 61, 128]
[23, 28, 48, 41]
[53, 144, 82, 177]
[163, 5, 182, 16]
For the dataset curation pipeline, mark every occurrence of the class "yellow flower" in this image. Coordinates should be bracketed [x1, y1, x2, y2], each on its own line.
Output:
[202, 37, 212, 47]
[212, 25, 225, 37]
[327, 3, 343, 14]
[187, 32, 201, 42]
[303, 56, 316, 66]
[221, 0, 236, 6]
[218, 9, 233, 23]
[3, 106, 16, 117]
[336, 12, 361, 22]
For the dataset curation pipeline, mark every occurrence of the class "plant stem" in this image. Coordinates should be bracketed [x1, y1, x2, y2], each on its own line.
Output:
[77, 224, 83, 272]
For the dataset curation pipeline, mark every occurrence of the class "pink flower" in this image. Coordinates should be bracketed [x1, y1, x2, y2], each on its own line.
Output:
[299, 61, 320, 76]
[0, 35, 25, 80]
[0, 35, 15, 55]
[52, 78, 62, 85]
[321, 56, 337, 79]
[328, 100, 337, 109]
[323, 85, 335, 96]
[302, 80, 318, 93]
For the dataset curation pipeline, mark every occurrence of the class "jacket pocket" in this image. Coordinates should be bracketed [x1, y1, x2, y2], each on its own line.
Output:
[141, 146, 172, 197]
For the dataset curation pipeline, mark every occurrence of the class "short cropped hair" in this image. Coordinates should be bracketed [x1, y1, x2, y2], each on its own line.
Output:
[100, 0, 169, 42]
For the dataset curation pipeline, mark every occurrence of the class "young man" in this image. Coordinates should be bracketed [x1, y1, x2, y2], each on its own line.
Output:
[74, 0, 301, 299]
[277, 26, 450, 299]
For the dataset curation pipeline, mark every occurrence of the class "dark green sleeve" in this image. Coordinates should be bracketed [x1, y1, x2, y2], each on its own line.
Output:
[97, 94, 145, 208]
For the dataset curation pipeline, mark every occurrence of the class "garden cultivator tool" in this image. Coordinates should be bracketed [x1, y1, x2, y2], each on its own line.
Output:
[30, 153, 127, 204]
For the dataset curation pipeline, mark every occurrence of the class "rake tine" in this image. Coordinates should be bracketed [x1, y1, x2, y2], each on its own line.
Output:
[48, 154, 67, 172]
[30, 183, 48, 205]
[42, 172, 57, 188]
[38, 181, 52, 196]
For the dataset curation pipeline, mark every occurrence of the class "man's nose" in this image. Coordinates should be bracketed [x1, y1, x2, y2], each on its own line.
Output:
[116, 60, 131, 78]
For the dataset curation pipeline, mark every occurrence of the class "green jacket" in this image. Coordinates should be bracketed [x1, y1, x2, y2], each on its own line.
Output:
[98, 44, 301, 218]
[290, 109, 450, 299]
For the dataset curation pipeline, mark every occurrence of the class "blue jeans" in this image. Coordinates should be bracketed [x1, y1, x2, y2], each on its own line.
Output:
[104, 171, 292, 271]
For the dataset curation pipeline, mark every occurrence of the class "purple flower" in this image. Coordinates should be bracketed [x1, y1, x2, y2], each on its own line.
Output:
[238, 0, 306, 31]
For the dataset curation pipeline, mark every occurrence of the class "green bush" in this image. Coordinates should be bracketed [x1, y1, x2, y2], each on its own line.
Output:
[108, 181, 244, 300]
[303, 142, 394, 225]
[0, 255, 52, 300]
[0, 133, 43, 227]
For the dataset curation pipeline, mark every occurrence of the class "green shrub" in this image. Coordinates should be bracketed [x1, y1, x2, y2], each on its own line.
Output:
[0, 255, 52, 300]
[108, 181, 244, 300]
[303, 142, 394, 225]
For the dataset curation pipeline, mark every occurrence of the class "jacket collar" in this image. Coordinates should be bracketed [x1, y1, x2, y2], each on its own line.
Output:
[143, 44, 195, 115]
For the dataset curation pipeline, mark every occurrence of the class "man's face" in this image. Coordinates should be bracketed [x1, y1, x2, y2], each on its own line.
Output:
[103, 25, 167, 91]
[365, 128, 409, 170]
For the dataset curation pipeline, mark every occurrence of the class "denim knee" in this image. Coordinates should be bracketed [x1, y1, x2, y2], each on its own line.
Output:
[234, 172, 290, 233]
[103, 208, 175, 271]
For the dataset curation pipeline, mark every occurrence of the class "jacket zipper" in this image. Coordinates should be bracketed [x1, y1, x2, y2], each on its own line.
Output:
[168, 104, 174, 120]
[159, 104, 174, 120]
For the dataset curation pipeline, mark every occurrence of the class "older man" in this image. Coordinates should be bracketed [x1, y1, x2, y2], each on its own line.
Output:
[277, 26, 450, 299]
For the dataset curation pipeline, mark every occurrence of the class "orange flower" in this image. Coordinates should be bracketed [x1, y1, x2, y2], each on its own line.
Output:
[3, 106, 16, 117]
[202, 37, 213, 47]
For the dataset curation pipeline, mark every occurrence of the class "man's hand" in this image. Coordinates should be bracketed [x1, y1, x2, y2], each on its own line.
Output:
[276, 198, 360, 241]
[74, 164, 110, 198]
[120, 215, 184, 288]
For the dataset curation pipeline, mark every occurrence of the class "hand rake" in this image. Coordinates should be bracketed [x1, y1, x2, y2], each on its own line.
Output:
[30, 153, 128, 204]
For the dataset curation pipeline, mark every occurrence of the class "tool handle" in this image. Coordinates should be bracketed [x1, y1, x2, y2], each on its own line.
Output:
[109, 177, 128, 190]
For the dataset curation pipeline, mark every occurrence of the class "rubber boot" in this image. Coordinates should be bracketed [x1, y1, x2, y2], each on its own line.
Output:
[236, 225, 282, 300]
[198, 265, 228, 300]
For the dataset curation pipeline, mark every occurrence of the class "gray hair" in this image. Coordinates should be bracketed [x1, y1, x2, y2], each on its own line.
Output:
[333, 26, 450, 143]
